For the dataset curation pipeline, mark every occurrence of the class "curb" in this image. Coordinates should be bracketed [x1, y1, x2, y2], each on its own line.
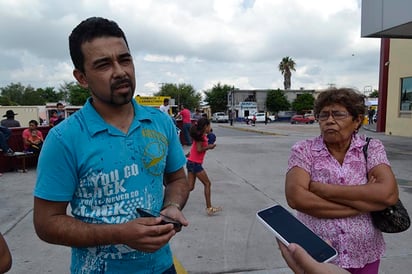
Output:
[218, 125, 286, 136]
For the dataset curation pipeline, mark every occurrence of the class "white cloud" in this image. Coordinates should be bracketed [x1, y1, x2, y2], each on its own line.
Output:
[0, 0, 381, 96]
[143, 55, 186, 63]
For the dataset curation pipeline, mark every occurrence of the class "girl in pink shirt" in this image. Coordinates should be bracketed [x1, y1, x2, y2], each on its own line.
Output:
[186, 118, 222, 215]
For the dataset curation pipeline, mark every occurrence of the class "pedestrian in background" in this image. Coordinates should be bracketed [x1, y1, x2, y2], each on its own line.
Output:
[176, 104, 192, 146]
[368, 107, 375, 125]
[159, 98, 170, 114]
[33, 17, 189, 273]
[192, 109, 202, 120]
[186, 118, 222, 216]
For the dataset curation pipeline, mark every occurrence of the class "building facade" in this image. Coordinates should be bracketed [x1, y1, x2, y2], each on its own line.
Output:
[362, 0, 412, 137]
[228, 89, 316, 118]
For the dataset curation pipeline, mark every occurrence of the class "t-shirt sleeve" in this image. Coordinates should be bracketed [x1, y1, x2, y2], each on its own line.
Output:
[22, 129, 30, 140]
[34, 129, 78, 201]
[164, 117, 186, 173]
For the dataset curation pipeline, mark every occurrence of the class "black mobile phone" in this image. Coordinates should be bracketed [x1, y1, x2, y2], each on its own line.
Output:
[136, 207, 182, 230]
[256, 204, 338, 263]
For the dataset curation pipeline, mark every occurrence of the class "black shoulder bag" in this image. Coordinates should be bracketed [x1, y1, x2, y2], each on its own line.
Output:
[363, 137, 410, 233]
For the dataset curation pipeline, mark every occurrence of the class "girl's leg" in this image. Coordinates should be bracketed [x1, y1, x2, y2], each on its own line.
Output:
[187, 172, 196, 191]
[196, 170, 222, 215]
[196, 170, 212, 208]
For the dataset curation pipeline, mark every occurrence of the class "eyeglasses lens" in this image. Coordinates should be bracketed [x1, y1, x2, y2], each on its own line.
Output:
[318, 111, 348, 121]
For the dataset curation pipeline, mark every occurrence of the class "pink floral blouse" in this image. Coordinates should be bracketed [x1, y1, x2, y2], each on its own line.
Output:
[287, 134, 390, 268]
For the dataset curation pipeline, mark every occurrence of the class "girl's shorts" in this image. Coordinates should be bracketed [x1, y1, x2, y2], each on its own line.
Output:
[186, 160, 204, 173]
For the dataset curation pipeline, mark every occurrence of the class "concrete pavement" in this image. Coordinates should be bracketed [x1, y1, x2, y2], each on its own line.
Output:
[1, 121, 411, 273]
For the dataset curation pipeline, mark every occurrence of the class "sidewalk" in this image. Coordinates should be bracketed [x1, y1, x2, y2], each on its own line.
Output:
[1, 121, 411, 273]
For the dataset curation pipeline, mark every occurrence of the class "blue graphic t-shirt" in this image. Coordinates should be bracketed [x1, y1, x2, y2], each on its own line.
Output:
[34, 98, 186, 273]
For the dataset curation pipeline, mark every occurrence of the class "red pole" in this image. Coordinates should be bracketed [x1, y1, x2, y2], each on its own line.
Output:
[376, 38, 390, 132]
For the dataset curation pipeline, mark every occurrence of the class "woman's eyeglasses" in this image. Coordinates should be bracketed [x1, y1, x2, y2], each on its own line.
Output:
[317, 111, 349, 121]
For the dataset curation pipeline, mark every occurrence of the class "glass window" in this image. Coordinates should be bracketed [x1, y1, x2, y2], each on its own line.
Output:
[400, 77, 412, 111]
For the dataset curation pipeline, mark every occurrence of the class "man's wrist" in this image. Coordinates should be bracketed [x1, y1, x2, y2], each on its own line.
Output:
[162, 202, 181, 210]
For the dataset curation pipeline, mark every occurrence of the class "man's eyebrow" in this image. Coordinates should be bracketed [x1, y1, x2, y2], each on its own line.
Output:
[92, 57, 111, 67]
[92, 52, 132, 66]
[119, 52, 132, 59]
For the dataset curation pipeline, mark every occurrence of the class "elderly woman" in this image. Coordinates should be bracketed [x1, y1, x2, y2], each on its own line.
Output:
[285, 88, 399, 274]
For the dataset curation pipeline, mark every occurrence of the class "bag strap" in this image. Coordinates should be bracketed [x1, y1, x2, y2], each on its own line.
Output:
[363, 137, 371, 177]
[362, 137, 371, 160]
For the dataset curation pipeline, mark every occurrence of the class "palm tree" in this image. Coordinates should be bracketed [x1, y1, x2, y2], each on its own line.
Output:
[278, 56, 296, 90]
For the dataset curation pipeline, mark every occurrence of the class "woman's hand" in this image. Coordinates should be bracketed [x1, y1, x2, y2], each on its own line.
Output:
[277, 240, 349, 274]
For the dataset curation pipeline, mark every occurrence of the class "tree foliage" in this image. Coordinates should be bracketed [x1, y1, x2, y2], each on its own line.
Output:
[278, 56, 296, 90]
[291, 93, 315, 114]
[369, 89, 379, 98]
[0, 82, 65, 106]
[59, 82, 89, 106]
[266, 89, 291, 113]
[154, 83, 201, 111]
[203, 83, 235, 113]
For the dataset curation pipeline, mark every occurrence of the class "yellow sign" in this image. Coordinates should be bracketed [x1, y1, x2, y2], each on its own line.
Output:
[135, 96, 170, 107]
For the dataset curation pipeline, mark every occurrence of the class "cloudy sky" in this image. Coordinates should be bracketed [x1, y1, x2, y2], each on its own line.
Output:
[0, 0, 381, 97]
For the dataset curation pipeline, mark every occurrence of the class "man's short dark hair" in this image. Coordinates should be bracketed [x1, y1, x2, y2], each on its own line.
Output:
[69, 17, 129, 73]
[164, 98, 169, 104]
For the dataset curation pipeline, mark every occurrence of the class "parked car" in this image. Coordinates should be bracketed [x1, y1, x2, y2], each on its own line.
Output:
[212, 112, 229, 123]
[247, 112, 276, 123]
[290, 114, 315, 124]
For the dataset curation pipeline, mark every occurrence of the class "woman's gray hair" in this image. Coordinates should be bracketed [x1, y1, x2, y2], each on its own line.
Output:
[314, 88, 366, 119]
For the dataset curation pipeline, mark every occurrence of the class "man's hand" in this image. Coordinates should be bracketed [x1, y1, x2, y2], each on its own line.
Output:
[120, 217, 177, 253]
[161, 205, 189, 232]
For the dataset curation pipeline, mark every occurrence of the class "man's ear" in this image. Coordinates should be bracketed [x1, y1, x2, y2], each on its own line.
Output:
[73, 69, 88, 89]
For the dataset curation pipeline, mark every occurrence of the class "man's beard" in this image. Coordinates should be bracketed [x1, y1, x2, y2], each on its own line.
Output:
[91, 78, 135, 106]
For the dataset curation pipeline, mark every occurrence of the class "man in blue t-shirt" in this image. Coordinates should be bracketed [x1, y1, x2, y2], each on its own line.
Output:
[33, 17, 190, 274]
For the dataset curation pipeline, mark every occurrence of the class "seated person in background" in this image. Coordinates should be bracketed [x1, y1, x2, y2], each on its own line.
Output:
[1, 110, 21, 128]
[49, 110, 59, 127]
[55, 102, 65, 125]
[0, 126, 14, 155]
[22, 120, 44, 154]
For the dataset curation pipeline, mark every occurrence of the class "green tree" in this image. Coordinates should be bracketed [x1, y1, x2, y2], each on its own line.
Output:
[20, 86, 44, 105]
[59, 82, 89, 106]
[369, 89, 379, 98]
[39, 87, 64, 103]
[0, 82, 26, 105]
[154, 83, 201, 111]
[291, 93, 315, 114]
[204, 83, 235, 113]
[0, 95, 13, 106]
[266, 89, 290, 113]
[278, 56, 296, 90]
[0, 83, 63, 105]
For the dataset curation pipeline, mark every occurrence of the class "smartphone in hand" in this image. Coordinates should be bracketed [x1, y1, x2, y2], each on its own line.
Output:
[136, 207, 182, 230]
[256, 204, 338, 263]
